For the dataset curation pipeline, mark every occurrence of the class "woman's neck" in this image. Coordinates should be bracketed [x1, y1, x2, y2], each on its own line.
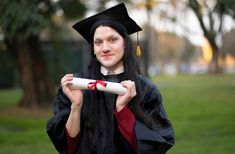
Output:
[100, 65, 124, 75]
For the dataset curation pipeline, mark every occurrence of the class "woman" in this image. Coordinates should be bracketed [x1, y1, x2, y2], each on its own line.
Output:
[46, 3, 174, 154]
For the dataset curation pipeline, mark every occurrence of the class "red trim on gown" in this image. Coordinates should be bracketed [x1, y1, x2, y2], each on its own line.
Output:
[65, 106, 137, 154]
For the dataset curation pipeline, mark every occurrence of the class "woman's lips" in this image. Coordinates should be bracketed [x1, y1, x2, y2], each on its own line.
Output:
[101, 54, 113, 58]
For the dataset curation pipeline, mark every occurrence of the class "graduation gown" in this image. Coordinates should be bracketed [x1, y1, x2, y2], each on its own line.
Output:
[46, 73, 174, 154]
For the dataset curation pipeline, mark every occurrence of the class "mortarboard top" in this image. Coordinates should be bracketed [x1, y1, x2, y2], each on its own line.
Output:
[72, 3, 142, 43]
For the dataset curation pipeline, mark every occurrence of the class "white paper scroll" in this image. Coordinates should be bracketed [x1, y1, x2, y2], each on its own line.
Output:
[71, 77, 127, 95]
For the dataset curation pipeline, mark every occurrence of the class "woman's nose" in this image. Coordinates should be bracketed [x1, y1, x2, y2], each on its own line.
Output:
[102, 42, 111, 53]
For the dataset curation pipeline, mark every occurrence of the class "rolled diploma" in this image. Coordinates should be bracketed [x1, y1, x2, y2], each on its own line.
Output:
[71, 77, 127, 95]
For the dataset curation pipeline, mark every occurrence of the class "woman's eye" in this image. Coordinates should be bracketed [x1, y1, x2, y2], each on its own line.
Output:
[110, 38, 117, 43]
[95, 41, 102, 46]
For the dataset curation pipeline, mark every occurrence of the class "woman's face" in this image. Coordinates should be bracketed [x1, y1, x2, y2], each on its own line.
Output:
[93, 26, 125, 71]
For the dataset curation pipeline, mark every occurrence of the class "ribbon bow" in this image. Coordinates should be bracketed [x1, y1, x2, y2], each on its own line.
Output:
[88, 80, 107, 90]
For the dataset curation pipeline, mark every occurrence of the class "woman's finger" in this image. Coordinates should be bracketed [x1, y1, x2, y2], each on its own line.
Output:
[62, 80, 72, 87]
[61, 75, 73, 84]
[120, 80, 136, 97]
[61, 74, 73, 81]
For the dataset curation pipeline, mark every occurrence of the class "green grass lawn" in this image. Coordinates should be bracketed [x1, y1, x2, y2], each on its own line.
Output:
[0, 89, 57, 154]
[0, 74, 235, 154]
[152, 74, 235, 154]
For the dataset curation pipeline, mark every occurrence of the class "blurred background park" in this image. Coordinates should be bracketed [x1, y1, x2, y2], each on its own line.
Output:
[0, 0, 235, 153]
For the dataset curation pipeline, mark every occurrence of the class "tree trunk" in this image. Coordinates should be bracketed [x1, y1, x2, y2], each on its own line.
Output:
[188, 0, 222, 74]
[208, 38, 220, 74]
[6, 36, 54, 108]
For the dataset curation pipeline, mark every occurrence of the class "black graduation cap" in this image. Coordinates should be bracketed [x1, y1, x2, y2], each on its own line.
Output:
[73, 3, 142, 42]
[72, 3, 142, 56]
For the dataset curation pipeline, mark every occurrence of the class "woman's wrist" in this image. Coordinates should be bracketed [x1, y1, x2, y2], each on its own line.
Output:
[116, 104, 126, 112]
[71, 103, 82, 111]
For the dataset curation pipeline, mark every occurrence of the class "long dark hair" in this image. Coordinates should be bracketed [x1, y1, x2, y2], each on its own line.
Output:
[77, 25, 146, 154]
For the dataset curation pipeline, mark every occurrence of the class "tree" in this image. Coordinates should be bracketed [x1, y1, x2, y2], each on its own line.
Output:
[188, 0, 235, 73]
[133, 0, 158, 77]
[155, 31, 195, 73]
[221, 28, 235, 57]
[0, 0, 86, 108]
[85, 0, 130, 11]
[131, 0, 235, 74]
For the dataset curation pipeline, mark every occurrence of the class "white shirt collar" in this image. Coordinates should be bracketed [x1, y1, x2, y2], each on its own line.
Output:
[100, 65, 124, 76]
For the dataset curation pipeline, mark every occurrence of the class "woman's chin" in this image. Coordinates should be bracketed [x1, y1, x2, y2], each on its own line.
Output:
[101, 62, 114, 68]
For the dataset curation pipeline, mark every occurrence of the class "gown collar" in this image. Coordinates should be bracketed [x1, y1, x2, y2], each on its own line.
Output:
[100, 65, 124, 76]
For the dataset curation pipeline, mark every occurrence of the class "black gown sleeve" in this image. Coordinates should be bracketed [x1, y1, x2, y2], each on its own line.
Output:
[135, 76, 174, 154]
[46, 87, 71, 154]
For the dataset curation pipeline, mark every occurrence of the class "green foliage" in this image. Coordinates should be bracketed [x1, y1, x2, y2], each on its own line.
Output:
[216, 0, 235, 18]
[92, 0, 130, 11]
[0, 0, 86, 40]
[59, 0, 86, 19]
[0, 0, 51, 39]
[188, 0, 201, 16]
[0, 51, 15, 88]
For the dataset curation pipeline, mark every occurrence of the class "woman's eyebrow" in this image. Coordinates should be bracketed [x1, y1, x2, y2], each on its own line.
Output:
[94, 38, 102, 41]
[94, 34, 118, 40]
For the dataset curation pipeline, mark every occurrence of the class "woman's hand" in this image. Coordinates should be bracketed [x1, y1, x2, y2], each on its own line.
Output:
[61, 74, 83, 109]
[116, 80, 136, 112]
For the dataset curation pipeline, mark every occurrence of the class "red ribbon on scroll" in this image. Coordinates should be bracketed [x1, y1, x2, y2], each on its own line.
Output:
[88, 80, 107, 90]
